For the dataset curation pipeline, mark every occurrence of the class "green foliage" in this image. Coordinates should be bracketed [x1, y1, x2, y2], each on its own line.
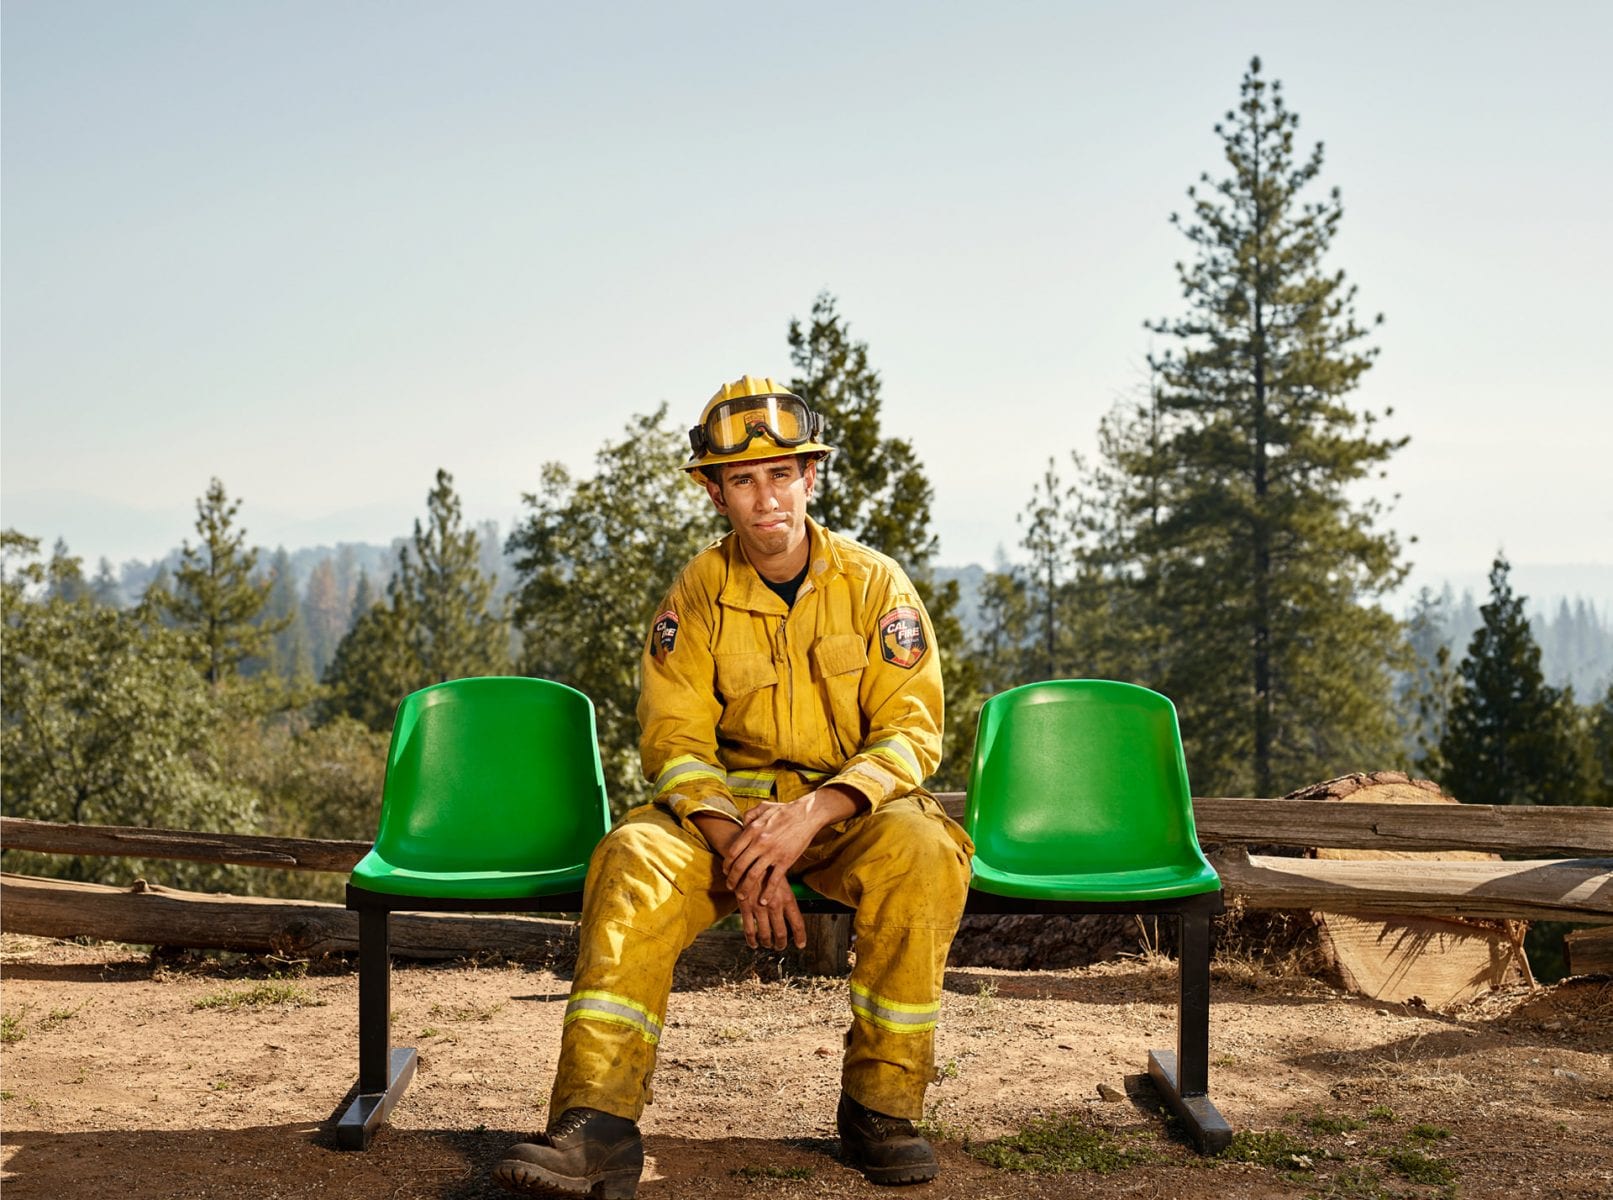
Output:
[0, 1010, 25, 1044]
[1384, 1148, 1455, 1185]
[507, 406, 723, 811]
[1133, 57, 1407, 795]
[788, 291, 975, 785]
[2, 530, 259, 887]
[1220, 1128, 1319, 1167]
[217, 713, 389, 900]
[1588, 682, 1613, 806]
[156, 479, 289, 685]
[1305, 1110, 1366, 1135]
[729, 1165, 813, 1181]
[192, 980, 322, 1011]
[322, 469, 509, 730]
[1439, 556, 1591, 805]
[967, 1113, 1163, 1174]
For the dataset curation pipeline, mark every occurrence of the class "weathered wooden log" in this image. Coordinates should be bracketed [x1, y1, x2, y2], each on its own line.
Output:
[1207, 847, 1613, 924]
[9, 791, 1610, 875]
[934, 788, 1613, 856]
[0, 872, 575, 959]
[1194, 797, 1613, 857]
[0, 873, 757, 970]
[0, 816, 369, 873]
[1565, 926, 1613, 977]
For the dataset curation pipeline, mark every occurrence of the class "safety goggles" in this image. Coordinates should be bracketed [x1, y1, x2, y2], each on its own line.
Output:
[689, 393, 823, 458]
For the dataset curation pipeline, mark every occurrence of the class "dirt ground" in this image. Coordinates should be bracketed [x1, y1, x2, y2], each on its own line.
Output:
[2, 932, 1609, 1200]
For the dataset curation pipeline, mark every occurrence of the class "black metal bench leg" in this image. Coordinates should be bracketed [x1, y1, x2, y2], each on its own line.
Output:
[337, 908, 417, 1149]
[1147, 905, 1232, 1154]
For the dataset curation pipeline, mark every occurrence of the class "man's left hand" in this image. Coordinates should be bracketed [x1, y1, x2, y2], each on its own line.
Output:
[723, 786, 864, 902]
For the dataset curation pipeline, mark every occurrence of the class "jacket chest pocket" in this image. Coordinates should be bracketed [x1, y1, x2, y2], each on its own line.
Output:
[715, 651, 779, 750]
[812, 634, 868, 757]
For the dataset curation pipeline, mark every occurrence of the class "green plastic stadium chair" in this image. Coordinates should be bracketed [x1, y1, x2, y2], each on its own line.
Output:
[338, 676, 611, 1149]
[963, 679, 1230, 1152]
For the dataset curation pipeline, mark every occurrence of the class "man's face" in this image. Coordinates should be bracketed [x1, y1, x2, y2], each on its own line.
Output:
[704, 455, 817, 565]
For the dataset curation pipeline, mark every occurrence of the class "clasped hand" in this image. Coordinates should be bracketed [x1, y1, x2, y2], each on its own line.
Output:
[719, 800, 820, 951]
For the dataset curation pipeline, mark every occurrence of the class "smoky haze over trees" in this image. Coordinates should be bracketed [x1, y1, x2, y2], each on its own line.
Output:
[3, 59, 1610, 913]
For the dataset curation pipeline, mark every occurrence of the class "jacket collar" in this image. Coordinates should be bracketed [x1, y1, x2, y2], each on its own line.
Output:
[719, 517, 844, 613]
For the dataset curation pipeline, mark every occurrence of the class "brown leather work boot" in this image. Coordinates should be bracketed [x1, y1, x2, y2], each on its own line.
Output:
[837, 1090, 939, 1185]
[493, 1107, 644, 1199]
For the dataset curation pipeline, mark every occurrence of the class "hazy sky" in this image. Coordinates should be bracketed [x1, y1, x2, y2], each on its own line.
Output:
[4, 1, 1609, 601]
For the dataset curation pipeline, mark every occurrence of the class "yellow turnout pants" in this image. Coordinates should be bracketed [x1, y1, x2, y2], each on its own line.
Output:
[549, 794, 972, 1121]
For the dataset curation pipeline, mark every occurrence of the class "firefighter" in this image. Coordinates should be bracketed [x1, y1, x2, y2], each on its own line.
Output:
[495, 376, 973, 1198]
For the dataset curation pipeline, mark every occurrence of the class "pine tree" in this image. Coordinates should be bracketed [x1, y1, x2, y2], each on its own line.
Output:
[45, 538, 89, 603]
[322, 472, 507, 729]
[1587, 682, 1613, 807]
[1440, 556, 1589, 806]
[394, 470, 509, 683]
[787, 291, 976, 783]
[1140, 57, 1406, 795]
[158, 478, 289, 685]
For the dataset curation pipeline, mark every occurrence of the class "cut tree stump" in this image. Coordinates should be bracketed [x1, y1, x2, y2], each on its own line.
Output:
[1298, 773, 1532, 1008]
[1565, 926, 1613, 977]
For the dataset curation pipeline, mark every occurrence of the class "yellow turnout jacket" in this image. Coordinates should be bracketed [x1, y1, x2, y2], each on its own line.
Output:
[638, 518, 943, 830]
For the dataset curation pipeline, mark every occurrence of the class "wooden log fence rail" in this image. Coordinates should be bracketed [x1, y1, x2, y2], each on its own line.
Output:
[4, 798, 1612, 955]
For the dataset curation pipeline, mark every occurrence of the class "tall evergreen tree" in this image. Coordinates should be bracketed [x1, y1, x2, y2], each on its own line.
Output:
[394, 470, 509, 683]
[322, 471, 508, 729]
[1440, 556, 1588, 806]
[1140, 57, 1406, 795]
[158, 478, 289, 685]
[1587, 682, 1613, 807]
[507, 407, 724, 809]
[45, 538, 89, 603]
[787, 292, 976, 783]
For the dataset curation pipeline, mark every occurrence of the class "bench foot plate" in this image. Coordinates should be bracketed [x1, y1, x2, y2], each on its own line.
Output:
[1147, 1049, 1233, 1154]
[337, 1048, 417, 1150]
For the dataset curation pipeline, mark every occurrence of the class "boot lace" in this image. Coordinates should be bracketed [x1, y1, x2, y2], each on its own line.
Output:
[542, 1107, 594, 1143]
[866, 1110, 918, 1139]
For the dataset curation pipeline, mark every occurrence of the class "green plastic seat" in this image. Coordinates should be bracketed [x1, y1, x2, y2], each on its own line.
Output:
[340, 675, 611, 1150]
[349, 675, 610, 901]
[964, 679, 1219, 903]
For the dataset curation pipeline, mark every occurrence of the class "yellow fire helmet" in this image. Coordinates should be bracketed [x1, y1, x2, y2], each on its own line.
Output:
[683, 374, 835, 481]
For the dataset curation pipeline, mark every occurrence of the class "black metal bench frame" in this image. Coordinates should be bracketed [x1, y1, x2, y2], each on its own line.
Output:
[338, 882, 1230, 1154]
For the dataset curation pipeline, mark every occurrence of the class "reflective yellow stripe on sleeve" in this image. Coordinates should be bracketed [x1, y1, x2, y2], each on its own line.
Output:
[564, 989, 664, 1044]
[863, 736, 922, 783]
[848, 981, 940, 1034]
[654, 755, 725, 798]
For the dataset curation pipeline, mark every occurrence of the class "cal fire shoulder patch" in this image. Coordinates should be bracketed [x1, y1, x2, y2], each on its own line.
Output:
[878, 605, 927, 669]
[651, 610, 680, 662]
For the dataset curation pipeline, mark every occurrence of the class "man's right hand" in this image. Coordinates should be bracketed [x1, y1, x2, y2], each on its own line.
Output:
[691, 813, 807, 951]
